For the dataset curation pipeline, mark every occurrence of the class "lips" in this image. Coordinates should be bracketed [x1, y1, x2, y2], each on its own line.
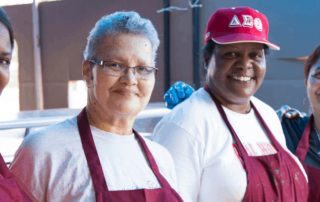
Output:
[114, 88, 139, 96]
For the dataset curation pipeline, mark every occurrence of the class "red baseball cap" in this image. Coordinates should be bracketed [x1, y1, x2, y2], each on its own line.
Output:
[204, 6, 280, 50]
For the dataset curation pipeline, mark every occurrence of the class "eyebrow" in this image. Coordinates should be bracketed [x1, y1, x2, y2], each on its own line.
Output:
[0, 52, 12, 57]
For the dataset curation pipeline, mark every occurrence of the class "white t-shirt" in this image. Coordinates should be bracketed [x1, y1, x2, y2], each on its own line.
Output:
[10, 117, 178, 202]
[152, 88, 306, 202]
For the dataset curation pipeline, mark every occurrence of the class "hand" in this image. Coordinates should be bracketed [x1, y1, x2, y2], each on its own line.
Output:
[164, 81, 195, 109]
[276, 105, 307, 119]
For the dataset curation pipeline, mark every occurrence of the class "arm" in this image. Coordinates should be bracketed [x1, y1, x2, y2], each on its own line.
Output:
[153, 121, 203, 202]
[164, 81, 194, 109]
[10, 135, 48, 201]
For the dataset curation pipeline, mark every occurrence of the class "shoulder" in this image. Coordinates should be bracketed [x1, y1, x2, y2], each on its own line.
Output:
[251, 96, 277, 115]
[251, 96, 282, 125]
[251, 97, 288, 145]
[142, 136, 173, 161]
[280, 109, 310, 152]
[156, 88, 218, 135]
[13, 117, 79, 161]
[141, 136, 178, 187]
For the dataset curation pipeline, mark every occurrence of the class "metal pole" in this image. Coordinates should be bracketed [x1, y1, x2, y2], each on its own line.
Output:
[192, 0, 201, 88]
[163, 0, 171, 91]
[32, 0, 44, 109]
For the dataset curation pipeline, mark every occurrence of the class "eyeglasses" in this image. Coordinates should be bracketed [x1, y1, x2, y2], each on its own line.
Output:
[88, 59, 158, 80]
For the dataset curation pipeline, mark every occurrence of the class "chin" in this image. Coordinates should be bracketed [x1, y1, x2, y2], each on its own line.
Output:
[115, 102, 143, 115]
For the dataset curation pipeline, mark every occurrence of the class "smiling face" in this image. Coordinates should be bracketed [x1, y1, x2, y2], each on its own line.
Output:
[306, 61, 320, 115]
[83, 33, 155, 121]
[207, 43, 266, 112]
[0, 22, 12, 95]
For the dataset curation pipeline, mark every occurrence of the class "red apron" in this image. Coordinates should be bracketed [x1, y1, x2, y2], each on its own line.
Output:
[77, 108, 183, 202]
[295, 115, 320, 202]
[205, 86, 308, 202]
[0, 154, 32, 201]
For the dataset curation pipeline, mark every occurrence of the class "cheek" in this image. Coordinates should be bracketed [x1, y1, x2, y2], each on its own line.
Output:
[0, 69, 9, 88]
[140, 79, 155, 98]
[260, 67, 266, 78]
[306, 78, 320, 102]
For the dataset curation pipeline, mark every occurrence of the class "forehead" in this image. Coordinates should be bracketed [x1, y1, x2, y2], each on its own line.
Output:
[0, 22, 12, 55]
[94, 33, 154, 63]
[97, 33, 151, 52]
[216, 42, 265, 51]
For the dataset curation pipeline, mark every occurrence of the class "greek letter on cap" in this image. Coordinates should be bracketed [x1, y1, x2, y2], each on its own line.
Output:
[242, 15, 253, 28]
[229, 15, 241, 27]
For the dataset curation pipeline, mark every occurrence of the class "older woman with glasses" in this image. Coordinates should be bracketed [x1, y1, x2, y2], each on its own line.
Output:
[10, 11, 182, 202]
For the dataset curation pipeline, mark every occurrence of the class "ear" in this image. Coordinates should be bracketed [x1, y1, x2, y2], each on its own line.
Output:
[304, 78, 308, 87]
[82, 60, 94, 88]
[203, 52, 212, 70]
[204, 55, 213, 70]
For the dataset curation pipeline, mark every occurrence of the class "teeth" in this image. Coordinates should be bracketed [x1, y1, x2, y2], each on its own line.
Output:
[232, 76, 251, 82]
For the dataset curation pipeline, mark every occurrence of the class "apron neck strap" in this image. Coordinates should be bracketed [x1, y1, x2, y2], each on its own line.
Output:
[77, 108, 110, 199]
[295, 115, 313, 160]
[204, 85, 282, 154]
[133, 131, 171, 188]
[77, 107, 172, 197]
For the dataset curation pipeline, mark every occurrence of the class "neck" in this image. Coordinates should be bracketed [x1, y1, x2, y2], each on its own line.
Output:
[313, 111, 320, 133]
[207, 85, 251, 114]
[86, 105, 134, 135]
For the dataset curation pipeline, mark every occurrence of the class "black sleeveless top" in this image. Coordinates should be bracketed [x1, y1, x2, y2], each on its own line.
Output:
[281, 115, 320, 168]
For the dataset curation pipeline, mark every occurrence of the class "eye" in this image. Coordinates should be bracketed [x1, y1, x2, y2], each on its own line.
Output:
[250, 51, 264, 61]
[105, 62, 123, 71]
[222, 51, 238, 59]
[136, 66, 153, 74]
[0, 58, 10, 66]
[311, 71, 320, 79]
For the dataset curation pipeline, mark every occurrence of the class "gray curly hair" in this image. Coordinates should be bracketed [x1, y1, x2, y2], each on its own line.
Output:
[83, 11, 160, 61]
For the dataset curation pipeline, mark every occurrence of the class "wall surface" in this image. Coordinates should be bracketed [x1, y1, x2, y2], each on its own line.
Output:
[4, 0, 320, 112]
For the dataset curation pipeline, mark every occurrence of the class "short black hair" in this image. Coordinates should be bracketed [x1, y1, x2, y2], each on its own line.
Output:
[0, 8, 14, 48]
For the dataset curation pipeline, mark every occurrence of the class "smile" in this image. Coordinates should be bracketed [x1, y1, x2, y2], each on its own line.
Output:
[114, 89, 139, 96]
[231, 75, 253, 82]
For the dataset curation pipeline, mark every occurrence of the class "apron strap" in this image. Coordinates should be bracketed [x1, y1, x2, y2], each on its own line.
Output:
[204, 85, 248, 156]
[77, 108, 110, 200]
[0, 154, 11, 178]
[295, 115, 313, 161]
[134, 131, 171, 189]
[77, 107, 173, 200]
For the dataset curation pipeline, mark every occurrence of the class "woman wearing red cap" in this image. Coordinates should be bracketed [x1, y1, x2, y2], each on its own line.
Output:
[0, 7, 33, 201]
[153, 6, 308, 202]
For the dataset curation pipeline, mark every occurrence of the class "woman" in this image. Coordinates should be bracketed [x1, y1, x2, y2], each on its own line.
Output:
[153, 6, 308, 202]
[10, 11, 182, 202]
[0, 7, 33, 201]
[278, 45, 320, 201]
[165, 46, 320, 202]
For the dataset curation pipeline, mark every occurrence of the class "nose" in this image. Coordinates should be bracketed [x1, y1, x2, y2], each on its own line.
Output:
[237, 55, 253, 69]
[120, 67, 138, 84]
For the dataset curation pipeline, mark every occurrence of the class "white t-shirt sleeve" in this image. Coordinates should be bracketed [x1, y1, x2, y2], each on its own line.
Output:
[10, 131, 49, 201]
[153, 121, 204, 202]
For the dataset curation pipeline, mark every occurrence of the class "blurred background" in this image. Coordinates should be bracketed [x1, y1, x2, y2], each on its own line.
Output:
[1, 0, 320, 114]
